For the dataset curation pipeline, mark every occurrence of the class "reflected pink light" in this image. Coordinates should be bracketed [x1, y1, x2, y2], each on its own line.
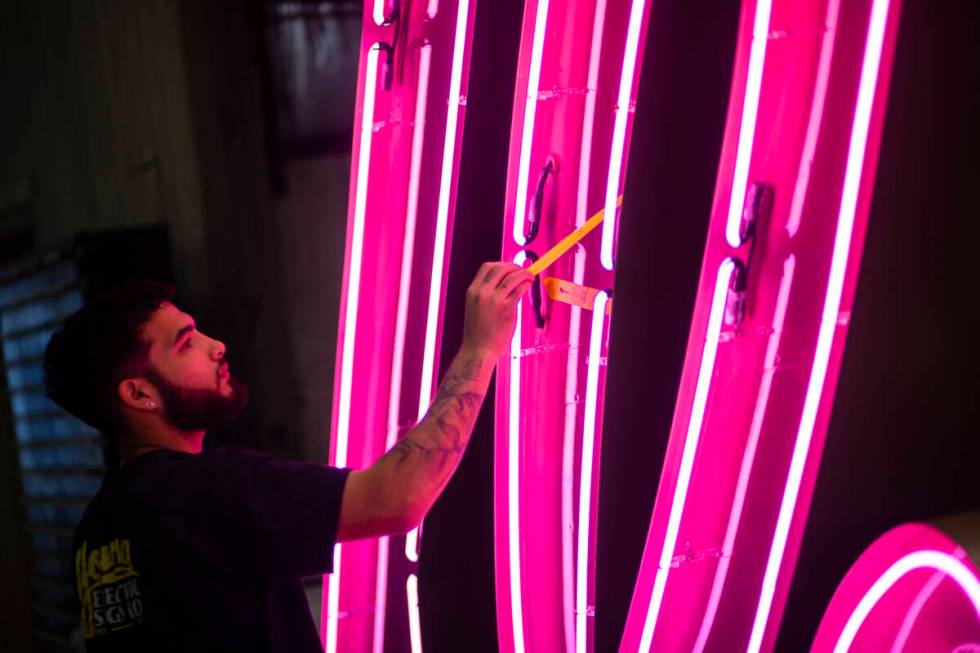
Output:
[834, 551, 980, 653]
[575, 291, 609, 652]
[407, 574, 424, 653]
[888, 566, 947, 653]
[692, 254, 796, 653]
[512, 0, 550, 246]
[326, 43, 382, 653]
[427, 0, 439, 19]
[724, 0, 773, 248]
[601, 0, 647, 270]
[747, 0, 893, 649]
[638, 258, 736, 651]
[786, 0, 841, 237]
[508, 250, 529, 652]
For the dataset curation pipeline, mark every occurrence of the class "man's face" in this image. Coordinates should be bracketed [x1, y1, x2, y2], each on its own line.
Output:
[140, 302, 249, 431]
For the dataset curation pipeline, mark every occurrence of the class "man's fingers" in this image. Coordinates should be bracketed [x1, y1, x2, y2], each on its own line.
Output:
[479, 262, 515, 288]
[497, 268, 533, 294]
[505, 277, 534, 301]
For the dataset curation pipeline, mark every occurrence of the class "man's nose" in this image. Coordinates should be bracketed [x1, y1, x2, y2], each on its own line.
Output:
[209, 338, 226, 361]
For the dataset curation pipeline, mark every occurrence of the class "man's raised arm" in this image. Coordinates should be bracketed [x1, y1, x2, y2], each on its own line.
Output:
[337, 262, 533, 541]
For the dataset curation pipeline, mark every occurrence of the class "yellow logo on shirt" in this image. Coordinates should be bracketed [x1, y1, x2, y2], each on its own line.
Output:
[75, 538, 144, 638]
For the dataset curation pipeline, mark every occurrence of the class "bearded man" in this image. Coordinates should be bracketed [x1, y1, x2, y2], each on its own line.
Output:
[43, 262, 532, 652]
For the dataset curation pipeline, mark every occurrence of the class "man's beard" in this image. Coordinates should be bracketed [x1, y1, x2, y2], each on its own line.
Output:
[144, 366, 250, 432]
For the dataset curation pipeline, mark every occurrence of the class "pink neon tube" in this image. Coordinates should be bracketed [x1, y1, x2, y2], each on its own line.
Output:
[511, 0, 550, 247]
[636, 259, 736, 652]
[813, 521, 980, 652]
[724, 0, 772, 248]
[323, 2, 478, 651]
[617, 0, 902, 650]
[494, 1, 653, 651]
[834, 551, 980, 651]
[325, 43, 380, 653]
[600, 0, 647, 270]
[747, 1, 896, 648]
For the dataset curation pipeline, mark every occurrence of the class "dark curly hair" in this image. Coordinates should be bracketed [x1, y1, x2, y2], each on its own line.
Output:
[43, 279, 176, 437]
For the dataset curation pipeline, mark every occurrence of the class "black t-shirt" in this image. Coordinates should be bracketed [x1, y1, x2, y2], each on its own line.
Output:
[71, 447, 350, 652]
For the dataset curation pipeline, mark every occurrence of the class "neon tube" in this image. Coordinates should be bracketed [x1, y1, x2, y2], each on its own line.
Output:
[576, 291, 609, 653]
[575, 0, 607, 229]
[512, 0, 551, 246]
[427, 0, 439, 19]
[637, 259, 736, 651]
[325, 43, 381, 653]
[692, 255, 796, 653]
[509, 250, 529, 652]
[786, 0, 841, 237]
[418, 0, 472, 420]
[376, 42, 433, 653]
[566, 5, 606, 646]
[405, 528, 419, 563]
[601, 0, 647, 270]
[373, 0, 386, 26]
[747, 1, 893, 649]
[562, 245, 587, 653]
[833, 550, 980, 653]
[408, 574, 424, 653]
[409, 3, 471, 643]
[724, 0, 773, 248]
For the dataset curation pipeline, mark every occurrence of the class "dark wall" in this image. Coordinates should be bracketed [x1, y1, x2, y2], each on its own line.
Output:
[777, 1, 980, 649]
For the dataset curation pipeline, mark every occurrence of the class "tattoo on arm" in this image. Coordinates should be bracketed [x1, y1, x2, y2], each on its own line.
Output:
[380, 350, 493, 497]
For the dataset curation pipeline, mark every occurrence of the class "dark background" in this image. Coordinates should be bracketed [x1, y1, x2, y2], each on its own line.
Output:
[1, 0, 977, 651]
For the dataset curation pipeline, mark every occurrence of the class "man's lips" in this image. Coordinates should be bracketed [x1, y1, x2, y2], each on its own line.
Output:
[219, 364, 230, 380]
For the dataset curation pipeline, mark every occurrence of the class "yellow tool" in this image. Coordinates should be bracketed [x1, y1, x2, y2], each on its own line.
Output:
[526, 195, 623, 276]
[542, 277, 613, 315]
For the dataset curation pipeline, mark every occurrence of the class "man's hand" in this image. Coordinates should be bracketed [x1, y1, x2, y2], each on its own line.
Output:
[462, 262, 534, 359]
[337, 261, 533, 542]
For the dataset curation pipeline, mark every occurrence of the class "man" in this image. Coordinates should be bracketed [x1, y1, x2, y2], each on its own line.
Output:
[43, 262, 533, 652]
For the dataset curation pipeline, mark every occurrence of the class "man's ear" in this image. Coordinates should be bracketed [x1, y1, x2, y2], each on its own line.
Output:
[117, 378, 160, 412]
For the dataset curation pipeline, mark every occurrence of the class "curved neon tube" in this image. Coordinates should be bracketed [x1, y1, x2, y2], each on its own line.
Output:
[833, 550, 980, 653]
[508, 250, 529, 652]
[373, 0, 386, 26]
[637, 258, 736, 651]
[576, 291, 609, 652]
[326, 43, 382, 653]
[601, 0, 647, 270]
[692, 254, 796, 653]
[724, 0, 773, 248]
[747, 1, 893, 649]
[512, 0, 550, 247]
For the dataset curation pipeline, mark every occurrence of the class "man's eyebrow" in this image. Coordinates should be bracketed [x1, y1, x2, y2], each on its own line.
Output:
[173, 323, 196, 346]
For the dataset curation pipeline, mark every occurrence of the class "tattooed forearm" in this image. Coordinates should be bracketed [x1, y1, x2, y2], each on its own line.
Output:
[377, 346, 496, 515]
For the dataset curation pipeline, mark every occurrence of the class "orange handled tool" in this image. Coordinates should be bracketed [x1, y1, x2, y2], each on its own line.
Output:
[525, 195, 623, 276]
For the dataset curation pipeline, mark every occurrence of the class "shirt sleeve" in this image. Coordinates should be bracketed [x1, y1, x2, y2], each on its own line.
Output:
[170, 448, 351, 580]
